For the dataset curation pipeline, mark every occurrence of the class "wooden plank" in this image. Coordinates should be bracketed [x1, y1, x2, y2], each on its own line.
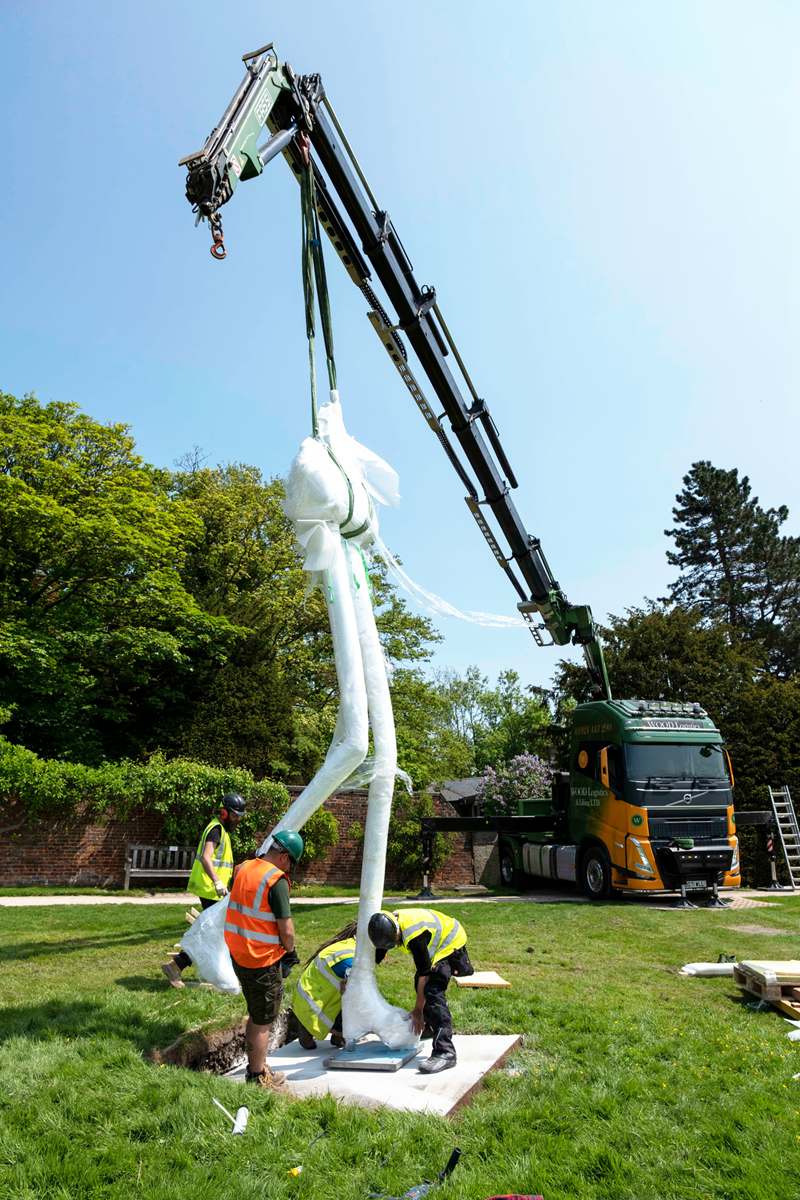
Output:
[455, 971, 511, 989]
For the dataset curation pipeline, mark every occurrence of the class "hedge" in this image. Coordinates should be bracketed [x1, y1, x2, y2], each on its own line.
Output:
[0, 739, 338, 862]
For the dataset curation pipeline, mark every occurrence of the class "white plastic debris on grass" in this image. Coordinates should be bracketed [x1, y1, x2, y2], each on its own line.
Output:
[679, 962, 738, 977]
[180, 896, 241, 994]
[259, 392, 415, 1048]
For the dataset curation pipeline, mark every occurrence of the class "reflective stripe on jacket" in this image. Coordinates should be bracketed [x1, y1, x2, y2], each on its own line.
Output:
[394, 907, 466, 966]
[187, 818, 234, 901]
[223, 859, 287, 968]
[292, 937, 355, 1040]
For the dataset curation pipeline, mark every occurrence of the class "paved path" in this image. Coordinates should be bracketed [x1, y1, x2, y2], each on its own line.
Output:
[0, 888, 794, 909]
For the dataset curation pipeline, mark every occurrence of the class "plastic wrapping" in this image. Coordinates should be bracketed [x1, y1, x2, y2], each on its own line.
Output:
[257, 392, 413, 1047]
[679, 962, 738, 977]
[179, 897, 241, 994]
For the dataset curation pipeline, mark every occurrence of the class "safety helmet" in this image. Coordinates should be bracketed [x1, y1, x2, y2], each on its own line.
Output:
[221, 792, 247, 816]
[272, 829, 304, 863]
[367, 911, 399, 950]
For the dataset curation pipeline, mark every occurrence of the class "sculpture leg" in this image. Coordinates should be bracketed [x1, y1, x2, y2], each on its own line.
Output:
[259, 540, 368, 853]
[342, 545, 416, 1047]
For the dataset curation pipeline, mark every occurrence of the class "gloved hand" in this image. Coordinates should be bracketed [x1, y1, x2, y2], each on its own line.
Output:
[214, 880, 228, 897]
[280, 950, 301, 978]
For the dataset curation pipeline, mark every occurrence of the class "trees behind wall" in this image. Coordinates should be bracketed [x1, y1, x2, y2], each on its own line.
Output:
[2, 392, 797, 813]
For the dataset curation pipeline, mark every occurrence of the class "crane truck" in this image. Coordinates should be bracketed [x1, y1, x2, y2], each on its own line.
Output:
[179, 42, 740, 904]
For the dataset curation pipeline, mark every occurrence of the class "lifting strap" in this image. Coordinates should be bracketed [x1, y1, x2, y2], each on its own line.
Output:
[300, 155, 337, 437]
[299, 150, 362, 536]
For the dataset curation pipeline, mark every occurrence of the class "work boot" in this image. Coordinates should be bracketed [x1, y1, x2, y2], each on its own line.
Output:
[160, 960, 185, 989]
[418, 1052, 457, 1075]
[245, 1065, 286, 1088]
[298, 1029, 317, 1050]
[330, 1031, 346, 1048]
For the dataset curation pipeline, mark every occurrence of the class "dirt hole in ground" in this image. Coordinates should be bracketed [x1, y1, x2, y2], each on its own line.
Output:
[150, 1011, 292, 1074]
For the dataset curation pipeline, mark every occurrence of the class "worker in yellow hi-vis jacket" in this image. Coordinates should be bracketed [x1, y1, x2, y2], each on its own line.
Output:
[368, 907, 474, 1075]
[160, 793, 245, 988]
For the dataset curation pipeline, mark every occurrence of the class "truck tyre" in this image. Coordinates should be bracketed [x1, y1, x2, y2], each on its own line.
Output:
[579, 845, 613, 900]
[499, 845, 524, 890]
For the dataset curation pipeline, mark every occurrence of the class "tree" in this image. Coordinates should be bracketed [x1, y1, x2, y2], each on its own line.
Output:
[167, 462, 441, 780]
[665, 461, 800, 673]
[0, 393, 236, 762]
[553, 603, 799, 810]
[389, 668, 473, 790]
[434, 666, 551, 771]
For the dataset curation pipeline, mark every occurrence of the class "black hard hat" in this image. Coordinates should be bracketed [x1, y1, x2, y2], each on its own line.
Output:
[221, 792, 247, 816]
[368, 911, 399, 950]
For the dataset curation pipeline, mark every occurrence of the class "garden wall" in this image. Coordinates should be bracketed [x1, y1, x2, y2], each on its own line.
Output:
[0, 787, 486, 890]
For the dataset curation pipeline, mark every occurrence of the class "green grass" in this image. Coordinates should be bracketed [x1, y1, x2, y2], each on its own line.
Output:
[0, 883, 487, 898]
[1, 898, 799, 1199]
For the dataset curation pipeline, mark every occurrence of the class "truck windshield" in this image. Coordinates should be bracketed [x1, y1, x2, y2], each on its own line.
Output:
[625, 742, 730, 784]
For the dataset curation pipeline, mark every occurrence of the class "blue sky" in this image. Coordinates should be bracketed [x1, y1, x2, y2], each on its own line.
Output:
[3, 3, 798, 691]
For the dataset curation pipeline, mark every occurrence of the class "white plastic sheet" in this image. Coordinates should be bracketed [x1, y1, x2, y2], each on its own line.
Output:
[258, 391, 415, 1047]
[679, 962, 737, 977]
[180, 897, 241, 994]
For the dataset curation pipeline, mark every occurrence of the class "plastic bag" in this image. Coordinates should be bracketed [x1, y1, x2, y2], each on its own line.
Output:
[179, 897, 241, 994]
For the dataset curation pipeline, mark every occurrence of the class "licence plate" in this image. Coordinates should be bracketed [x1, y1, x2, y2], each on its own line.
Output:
[685, 879, 708, 892]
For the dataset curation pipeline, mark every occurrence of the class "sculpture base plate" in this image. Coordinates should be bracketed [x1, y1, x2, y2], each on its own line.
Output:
[325, 1040, 421, 1071]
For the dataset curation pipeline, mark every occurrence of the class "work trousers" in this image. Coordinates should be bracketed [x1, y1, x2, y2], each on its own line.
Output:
[173, 896, 216, 970]
[415, 945, 473, 1059]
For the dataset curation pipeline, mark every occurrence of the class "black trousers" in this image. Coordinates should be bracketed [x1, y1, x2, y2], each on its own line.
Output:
[415, 945, 473, 1058]
[173, 896, 216, 970]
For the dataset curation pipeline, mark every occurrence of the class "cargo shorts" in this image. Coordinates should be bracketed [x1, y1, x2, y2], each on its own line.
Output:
[231, 958, 284, 1026]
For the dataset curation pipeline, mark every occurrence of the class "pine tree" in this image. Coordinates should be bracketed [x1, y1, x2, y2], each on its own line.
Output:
[665, 461, 800, 675]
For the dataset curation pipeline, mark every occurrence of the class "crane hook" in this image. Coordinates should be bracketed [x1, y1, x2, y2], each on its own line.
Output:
[209, 213, 226, 260]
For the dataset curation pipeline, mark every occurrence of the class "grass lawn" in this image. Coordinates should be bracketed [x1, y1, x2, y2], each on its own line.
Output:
[1, 897, 799, 1199]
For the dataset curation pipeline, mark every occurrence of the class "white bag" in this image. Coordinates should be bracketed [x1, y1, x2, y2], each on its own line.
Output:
[179, 896, 241, 994]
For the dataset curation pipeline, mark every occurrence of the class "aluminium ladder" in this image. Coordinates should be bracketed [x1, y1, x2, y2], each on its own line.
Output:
[768, 785, 800, 890]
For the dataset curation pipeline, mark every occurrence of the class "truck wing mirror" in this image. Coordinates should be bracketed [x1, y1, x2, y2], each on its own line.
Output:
[599, 746, 610, 789]
[724, 749, 735, 788]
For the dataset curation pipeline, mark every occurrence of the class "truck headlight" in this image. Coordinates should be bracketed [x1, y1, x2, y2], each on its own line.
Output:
[730, 837, 739, 872]
[629, 836, 655, 876]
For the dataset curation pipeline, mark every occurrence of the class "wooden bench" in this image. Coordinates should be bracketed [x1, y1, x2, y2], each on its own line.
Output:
[124, 843, 194, 890]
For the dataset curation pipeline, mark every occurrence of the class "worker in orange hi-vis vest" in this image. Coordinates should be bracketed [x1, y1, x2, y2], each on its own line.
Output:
[224, 830, 304, 1088]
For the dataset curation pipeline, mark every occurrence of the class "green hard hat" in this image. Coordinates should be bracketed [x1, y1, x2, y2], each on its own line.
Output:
[273, 829, 304, 863]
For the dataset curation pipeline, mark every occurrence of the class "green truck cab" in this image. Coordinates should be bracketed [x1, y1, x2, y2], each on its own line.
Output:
[499, 699, 739, 902]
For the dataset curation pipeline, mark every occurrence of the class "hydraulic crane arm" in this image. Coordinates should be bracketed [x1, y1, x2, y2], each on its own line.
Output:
[179, 42, 612, 700]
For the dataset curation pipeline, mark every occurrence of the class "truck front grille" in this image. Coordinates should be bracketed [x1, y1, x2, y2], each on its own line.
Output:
[647, 815, 728, 842]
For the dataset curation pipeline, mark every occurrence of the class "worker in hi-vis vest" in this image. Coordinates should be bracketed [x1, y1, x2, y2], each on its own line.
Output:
[224, 829, 304, 1087]
[290, 921, 359, 1050]
[160, 792, 245, 988]
[368, 907, 474, 1074]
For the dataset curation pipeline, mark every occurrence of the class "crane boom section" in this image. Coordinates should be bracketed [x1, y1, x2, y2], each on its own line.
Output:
[180, 45, 612, 700]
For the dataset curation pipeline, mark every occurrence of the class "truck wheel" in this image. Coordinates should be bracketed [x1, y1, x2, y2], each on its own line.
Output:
[579, 846, 613, 900]
[499, 845, 523, 889]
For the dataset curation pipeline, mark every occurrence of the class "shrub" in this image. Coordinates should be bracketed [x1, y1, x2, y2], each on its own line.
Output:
[478, 753, 552, 817]
[386, 792, 453, 884]
[0, 738, 337, 864]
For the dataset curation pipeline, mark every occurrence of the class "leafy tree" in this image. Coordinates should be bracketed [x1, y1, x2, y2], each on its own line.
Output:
[553, 603, 798, 810]
[0, 393, 236, 763]
[434, 666, 551, 771]
[169, 463, 440, 780]
[389, 668, 473, 790]
[665, 461, 800, 673]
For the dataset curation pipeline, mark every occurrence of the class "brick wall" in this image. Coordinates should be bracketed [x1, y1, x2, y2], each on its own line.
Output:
[0, 790, 476, 890]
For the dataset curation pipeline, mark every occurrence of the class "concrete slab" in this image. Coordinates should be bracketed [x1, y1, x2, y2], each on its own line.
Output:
[224, 1034, 521, 1115]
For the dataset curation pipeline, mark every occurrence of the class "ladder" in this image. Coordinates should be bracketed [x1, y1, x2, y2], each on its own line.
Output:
[768, 786, 800, 890]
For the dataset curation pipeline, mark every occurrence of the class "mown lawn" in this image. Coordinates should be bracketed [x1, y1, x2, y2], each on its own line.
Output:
[1, 896, 799, 1199]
